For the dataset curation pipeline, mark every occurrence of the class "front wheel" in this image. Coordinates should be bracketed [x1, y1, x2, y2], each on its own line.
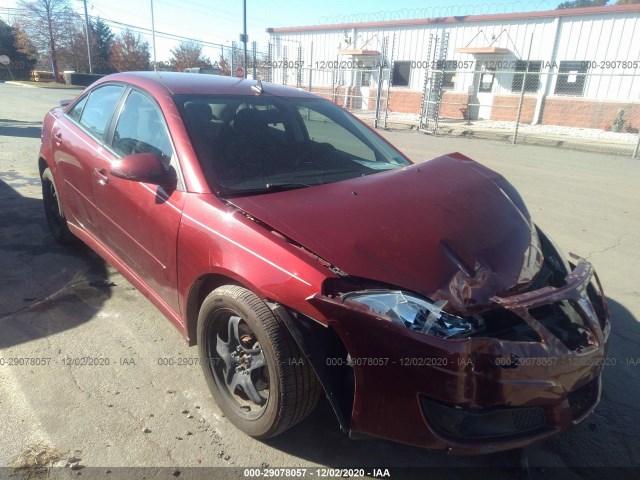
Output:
[197, 285, 321, 438]
[41, 167, 75, 245]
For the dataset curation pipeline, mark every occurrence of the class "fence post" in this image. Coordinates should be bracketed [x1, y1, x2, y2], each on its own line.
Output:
[282, 46, 288, 85]
[513, 34, 534, 145]
[231, 41, 236, 76]
[267, 43, 273, 83]
[513, 67, 528, 145]
[252, 41, 257, 79]
[383, 34, 396, 129]
[297, 45, 302, 88]
[308, 41, 313, 92]
[374, 59, 383, 128]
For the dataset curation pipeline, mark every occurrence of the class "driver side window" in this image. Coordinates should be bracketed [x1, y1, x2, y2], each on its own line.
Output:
[112, 90, 174, 168]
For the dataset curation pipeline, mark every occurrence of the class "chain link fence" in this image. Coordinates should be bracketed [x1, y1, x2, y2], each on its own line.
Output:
[418, 65, 640, 157]
[256, 38, 640, 159]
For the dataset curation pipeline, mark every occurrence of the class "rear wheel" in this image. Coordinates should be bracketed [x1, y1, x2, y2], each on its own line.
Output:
[197, 285, 321, 438]
[41, 167, 75, 245]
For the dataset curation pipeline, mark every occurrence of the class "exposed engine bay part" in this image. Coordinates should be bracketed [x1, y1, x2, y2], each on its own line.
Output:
[306, 256, 609, 454]
[313, 256, 606, 350]
[266, 302, 354, 433]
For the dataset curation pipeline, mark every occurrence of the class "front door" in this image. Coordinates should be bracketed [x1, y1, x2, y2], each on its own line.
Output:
[92, 88, 185, 314]
[473, 60, 496, 119]
[356, 61, 374, 110]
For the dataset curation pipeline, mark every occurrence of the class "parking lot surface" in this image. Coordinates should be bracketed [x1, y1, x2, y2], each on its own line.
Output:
[1, 82, 639, 478]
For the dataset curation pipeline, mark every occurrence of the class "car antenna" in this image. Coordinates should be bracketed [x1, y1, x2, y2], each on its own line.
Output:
[251, 79, 264, 94]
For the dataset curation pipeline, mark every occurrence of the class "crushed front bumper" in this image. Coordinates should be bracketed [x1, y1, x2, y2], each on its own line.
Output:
[308, 258, 610, 454]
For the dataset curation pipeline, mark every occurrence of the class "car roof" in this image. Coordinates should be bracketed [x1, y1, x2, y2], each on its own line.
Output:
[98, 71, 319, 98]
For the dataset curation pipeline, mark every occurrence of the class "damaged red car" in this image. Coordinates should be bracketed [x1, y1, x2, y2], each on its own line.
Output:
[39, 72, 610, 454]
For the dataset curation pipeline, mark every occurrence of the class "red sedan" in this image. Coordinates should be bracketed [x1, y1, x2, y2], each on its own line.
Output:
[38, 72, 610, 454]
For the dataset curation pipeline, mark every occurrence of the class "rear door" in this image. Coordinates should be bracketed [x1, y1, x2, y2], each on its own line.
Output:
[91, 88, 185, 314]
[54, 84, 125, 234]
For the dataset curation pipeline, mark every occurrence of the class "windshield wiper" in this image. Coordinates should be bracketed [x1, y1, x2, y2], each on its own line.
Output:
[217, 182, 312, 198]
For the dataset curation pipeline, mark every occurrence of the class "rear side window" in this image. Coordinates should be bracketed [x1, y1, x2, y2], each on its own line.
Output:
[67, 95, 88, 122]
[111, 90, 174, 167]
[77, 85, 124, 140]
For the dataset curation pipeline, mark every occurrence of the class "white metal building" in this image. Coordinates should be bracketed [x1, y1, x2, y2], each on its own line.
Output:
[267, 4, 640, 129]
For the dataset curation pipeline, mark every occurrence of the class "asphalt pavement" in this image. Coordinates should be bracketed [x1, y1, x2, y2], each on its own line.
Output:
[0, 82, 638, 479]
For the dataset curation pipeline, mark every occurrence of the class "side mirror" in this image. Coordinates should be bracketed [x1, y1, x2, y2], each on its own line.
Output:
[110, 152, 176, 187]
[60, 99, 72, 108]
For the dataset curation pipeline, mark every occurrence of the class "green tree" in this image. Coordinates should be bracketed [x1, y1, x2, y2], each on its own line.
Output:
[18, 0, 74, 82]
[557, 0, 608, 8]
[93, 17, 114, 74]
[615, 0, 640, 4]
[0, 20, 37, 80]
[109, 29, 150, 72]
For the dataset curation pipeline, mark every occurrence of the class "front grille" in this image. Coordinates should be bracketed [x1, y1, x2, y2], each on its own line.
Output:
[421, 397, 547, 440]
[512, 407, 546, 431]
[529, 300, 594, 351]
[568, 377, 599, 420]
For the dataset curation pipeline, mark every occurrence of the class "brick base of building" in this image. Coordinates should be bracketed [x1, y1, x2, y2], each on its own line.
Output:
[440, 91, 471, 119]
[490, 95, 537, 123]
[306, 86, 640, 132]
[541, 97, 640, 131]
[387, 90, 423, 114]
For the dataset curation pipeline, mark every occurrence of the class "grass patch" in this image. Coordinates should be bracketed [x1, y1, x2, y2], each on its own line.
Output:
[11, 443, 65, 477]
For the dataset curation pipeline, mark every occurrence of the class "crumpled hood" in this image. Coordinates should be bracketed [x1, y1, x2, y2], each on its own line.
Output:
[230, 153, 543, 314]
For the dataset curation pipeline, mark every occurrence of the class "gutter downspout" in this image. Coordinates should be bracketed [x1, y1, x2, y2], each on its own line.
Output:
[532, 16, 563, 125]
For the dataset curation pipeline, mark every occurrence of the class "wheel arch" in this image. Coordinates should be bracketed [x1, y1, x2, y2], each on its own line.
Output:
[268, 303, 355, 433]
[38, 156, 49, 177]
[185, 271, 255, 346]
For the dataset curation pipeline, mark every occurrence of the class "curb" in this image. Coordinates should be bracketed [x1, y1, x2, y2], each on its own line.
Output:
[5, 81, 36, 88]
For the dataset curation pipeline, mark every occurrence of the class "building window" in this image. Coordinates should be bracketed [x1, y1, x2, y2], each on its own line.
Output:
[511, 60, 542, 93]
[478, 68, 496, 93]
[392, 61, 411, 87]
[554, 61, 588, 96]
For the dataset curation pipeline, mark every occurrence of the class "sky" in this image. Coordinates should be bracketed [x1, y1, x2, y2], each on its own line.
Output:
[0, 0, 560, 63]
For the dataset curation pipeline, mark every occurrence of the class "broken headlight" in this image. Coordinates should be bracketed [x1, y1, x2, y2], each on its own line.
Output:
[342, 290, 477, 339]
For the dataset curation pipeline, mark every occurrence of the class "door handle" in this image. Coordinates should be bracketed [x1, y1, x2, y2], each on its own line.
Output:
[54, 132, 63, 145]
[93, 168, 109, 185]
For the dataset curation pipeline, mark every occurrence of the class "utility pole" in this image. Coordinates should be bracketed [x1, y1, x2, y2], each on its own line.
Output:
[82, 0, 92, 73]
[242, 0, 247, 78]
[150, 0, 157, 69]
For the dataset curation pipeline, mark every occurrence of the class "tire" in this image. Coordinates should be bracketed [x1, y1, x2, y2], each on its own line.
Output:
[197, 285, 321, 438]
[41, 167, 75, 245]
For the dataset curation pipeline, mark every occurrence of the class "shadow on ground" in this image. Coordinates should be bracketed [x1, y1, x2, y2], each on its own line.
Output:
[0, 177, 111, 349]
[0, 118, 42, 139]
[260, 298, 639, 478]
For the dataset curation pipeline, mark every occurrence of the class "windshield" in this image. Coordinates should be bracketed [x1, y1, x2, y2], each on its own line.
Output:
[175, 94, 411, 196]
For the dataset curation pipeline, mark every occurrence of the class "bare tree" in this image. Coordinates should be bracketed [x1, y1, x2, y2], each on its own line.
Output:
[18, 0, 74, 81]
[109, 29, 150, 72]
[169, 41, 211, 72]
[56, 14, 92, 73]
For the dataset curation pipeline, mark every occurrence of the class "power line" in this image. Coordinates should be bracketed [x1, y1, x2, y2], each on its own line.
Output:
[0, 6, 233, 50]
